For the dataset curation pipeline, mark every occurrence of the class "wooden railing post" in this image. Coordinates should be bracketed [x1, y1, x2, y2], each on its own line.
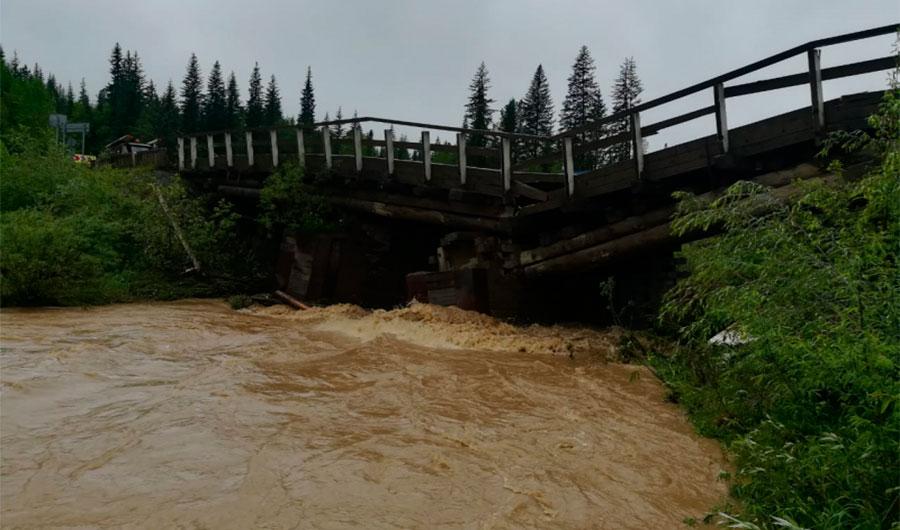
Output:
[457, 132, 467, 185]
[190, 136, 198, 169]
[714, 83, 729, 153]
[245, 131, 255, 166]
[270, 129, 279, 167]
[630, 113, 644, 179]
[807, 48, 825, 129]
[501, 137, 512, 192]
[296, 129, 305, 167]
[384, 129, 395, 175]
[207, 134, 215, 168]
[422, 131, 431, 181]
[563, 136, 575, 196]
[322, 127, 333, 169]
[177, 137, 185, 170]
[224, 132, 233, 167]
[353, 125, 363, 172]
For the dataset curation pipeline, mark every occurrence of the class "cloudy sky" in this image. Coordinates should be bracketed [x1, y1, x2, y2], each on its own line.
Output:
[2, 0, 897, 147]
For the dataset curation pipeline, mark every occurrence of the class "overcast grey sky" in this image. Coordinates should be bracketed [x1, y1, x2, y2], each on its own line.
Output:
[2, 0, 897, 148]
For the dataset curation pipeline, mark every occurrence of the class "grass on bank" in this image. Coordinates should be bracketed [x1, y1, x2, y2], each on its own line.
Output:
[650, 88, 899, 529]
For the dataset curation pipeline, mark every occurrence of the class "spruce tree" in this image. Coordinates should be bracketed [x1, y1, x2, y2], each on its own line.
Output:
[202, 60, 227, 130]
[499, 98, 517, 133]
[225, 72, 242, 128]
[333, 106, 344, 138]
[136, 80, 159, 141]
[180, 53, 203, 133]
[561, 46, 607, 167]
[73, 79, 92, 122]
[64, 82, 75, 115]
[122, 51, 146, 130]
[299, 66, 315, 128]
[245, 63, 264, 128]
[463, 62, 494, 147]
[608, 57, 643, 163]
[264, 74, 283, 126]
[518, 64, 554, 158]
[157, 81, 180, 147]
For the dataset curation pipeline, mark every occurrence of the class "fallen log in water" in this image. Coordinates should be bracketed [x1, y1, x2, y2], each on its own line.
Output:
[274, 290, 311, 310]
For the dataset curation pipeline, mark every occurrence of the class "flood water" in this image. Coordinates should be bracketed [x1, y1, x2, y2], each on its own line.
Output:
[1, 299, 727, 529]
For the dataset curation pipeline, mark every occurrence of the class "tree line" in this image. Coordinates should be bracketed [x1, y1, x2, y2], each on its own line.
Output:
[2, 42, 641, 168]
[464, 48, 643, 168]
[1, 44, 321, 154]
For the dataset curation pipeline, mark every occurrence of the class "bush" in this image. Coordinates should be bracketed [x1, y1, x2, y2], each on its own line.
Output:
[258, 162, 339, 235]
[0, 135, 259, 306]
[652, 89, 899, 528]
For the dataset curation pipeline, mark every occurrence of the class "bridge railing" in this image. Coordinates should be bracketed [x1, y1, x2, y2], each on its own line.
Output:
[176, 23, 897, 203]
[538, 23, 898, 197]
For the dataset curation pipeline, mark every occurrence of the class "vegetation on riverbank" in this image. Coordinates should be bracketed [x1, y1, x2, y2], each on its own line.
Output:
[0, 134, 264, 306]
[652, 88, 899, 528]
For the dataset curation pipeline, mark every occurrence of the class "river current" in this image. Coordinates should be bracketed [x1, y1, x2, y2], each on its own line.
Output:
[0, 299, 727, 529]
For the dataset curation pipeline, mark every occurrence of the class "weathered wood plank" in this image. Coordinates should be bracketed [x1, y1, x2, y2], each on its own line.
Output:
[714, 83, 728, 153]
[808, 48, 825, 129]
[422, 131, 431, 181]
[246, 131, 254, 166]
[564, 137, 575, 196]
[511, 180, 550, 202]
[190, 137, 198, 169]
[225, 133, 233, 167]
[270, 129, 279, 167]
[725, 56, 896, 97]
[296, 129, 305, 167]
[457, 132, 467, 184]
[384, 129, 395, 175]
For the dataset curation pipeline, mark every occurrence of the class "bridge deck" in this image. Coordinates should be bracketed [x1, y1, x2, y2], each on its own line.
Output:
[110, 25, 894, 251]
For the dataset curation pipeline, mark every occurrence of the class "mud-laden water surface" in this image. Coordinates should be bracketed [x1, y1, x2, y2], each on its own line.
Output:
[1, 299, 727, 529]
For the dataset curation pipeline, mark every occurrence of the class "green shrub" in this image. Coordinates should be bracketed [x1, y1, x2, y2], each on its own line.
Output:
[653, 89, 899, 528]
[0, 135, 259, 306]
[258, 162, 339, 235]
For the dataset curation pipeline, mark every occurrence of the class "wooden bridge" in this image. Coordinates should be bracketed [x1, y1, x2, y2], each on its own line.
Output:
[126, 24, 897, 316]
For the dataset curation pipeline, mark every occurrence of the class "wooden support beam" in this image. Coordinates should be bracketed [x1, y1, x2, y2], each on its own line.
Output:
[353, 126, 363, 172]
[190, 137, 198, 169]
[563, 136, 575, 196]
[328, 196, 508, 232]
[245, 131, 254, 166]
[457, 132, 467, 185]
[270, 129, 279, 167]
[511, 180, 549, 202]
[630, 113, 643, 178]
[422, 131, 431, 181]
[296, 129, 305, 167]
[501, 137, 512, 191]
[323, 127, 333, 169]
[808, 48, 825, 129]
[207, 134, 215, 168]
[177, 137, 185, 170]
[225, 132, 233, 167]
[384, 128, 395, 175]
[714, 83, 729, 153]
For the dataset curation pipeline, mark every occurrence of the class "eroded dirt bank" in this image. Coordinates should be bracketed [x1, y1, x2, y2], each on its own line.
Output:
[1, 299, 727, 529]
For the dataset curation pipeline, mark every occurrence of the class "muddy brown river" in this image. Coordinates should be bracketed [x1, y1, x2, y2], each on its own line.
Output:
[0, 300, 727, 529]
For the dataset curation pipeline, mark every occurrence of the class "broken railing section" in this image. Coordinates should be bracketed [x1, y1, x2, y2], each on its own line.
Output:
[176, 23, 896, 199]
